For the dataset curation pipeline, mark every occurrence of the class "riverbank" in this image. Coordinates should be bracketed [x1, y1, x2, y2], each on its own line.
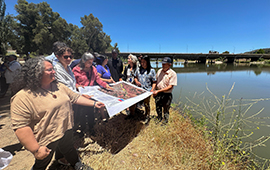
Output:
[1, 95, 247, 169]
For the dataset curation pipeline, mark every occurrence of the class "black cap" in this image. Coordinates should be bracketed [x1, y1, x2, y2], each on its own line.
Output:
[112, 49, 118, 54]
[162, 57, 172, 64]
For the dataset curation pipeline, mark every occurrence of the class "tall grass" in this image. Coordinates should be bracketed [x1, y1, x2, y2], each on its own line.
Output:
[73, 95, 261, 170]
[182, 83, 270, 169]
[79, 108, 216, 170]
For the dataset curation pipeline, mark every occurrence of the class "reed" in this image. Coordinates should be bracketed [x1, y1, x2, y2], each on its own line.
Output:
[183, 83, 270, 169]
[72, 94, 265, 169]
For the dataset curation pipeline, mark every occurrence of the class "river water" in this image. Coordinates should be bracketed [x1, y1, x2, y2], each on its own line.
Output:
[151, 61, 270, 159]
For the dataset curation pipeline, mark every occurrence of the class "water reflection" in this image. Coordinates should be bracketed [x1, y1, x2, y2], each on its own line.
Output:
[151, 61, 270, 159]
[151, 61, 270, 76]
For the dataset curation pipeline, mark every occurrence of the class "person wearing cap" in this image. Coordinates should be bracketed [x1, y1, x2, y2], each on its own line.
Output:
[107, 49, 123, 82]
[2, 55, 21, 97]
[152, 57, 177, 125]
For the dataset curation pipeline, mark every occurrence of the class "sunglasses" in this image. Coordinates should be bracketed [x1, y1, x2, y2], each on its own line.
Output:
[63, 55, 73, 59]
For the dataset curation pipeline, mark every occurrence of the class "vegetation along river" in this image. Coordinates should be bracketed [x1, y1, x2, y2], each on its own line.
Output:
[152, 61, 270, 160]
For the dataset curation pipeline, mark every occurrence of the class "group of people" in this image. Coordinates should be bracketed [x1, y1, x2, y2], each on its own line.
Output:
[122, 54, 177, 125]
[6, 41, 177, 170]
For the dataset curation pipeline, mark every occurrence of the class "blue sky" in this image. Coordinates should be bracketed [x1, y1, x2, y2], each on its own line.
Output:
[5, 0, 270, 54]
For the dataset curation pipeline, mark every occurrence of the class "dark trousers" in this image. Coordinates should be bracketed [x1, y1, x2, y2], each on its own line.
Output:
[74, 105, 95, 132]
[32, 129, 79, 170]
[154, 92, 172, 121]
[0, 76, 9, 95]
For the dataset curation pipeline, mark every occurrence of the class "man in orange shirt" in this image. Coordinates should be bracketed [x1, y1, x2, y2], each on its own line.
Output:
[153, 57, 177, 125]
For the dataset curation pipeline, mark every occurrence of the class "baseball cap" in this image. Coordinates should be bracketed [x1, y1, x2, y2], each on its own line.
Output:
[162, 57, 172, 64]
[112, 49, 118, 54]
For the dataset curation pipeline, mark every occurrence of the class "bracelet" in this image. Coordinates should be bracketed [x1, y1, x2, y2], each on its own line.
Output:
[33, 146, 40, 154]
[93, 101, 96, 108]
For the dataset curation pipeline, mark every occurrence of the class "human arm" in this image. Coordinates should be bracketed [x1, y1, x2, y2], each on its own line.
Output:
[15, 126, 51, 160]
[150, 69, 157, 92]
[54, 64, 76, 91]
[75, 95, 105, 109]
[134, 69, 141, 86]
[153, 85, 174, 96]
[119, 60, 124, 77]
[72, 66, 85, 89]
[97, 72, 115, 84]
[150, 82, 156, 92]
[4, 62, 21, 72]
[134, 77, 141, 87]
[93, 67, 111, 88]
[121, 66, 128, 81]
[98, 75, 114, 83]
[11, 93, 51, 160]
[4, 63, 12, 72]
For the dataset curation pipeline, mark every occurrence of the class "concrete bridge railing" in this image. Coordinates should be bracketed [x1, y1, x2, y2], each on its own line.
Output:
[106, 52, 270, 63]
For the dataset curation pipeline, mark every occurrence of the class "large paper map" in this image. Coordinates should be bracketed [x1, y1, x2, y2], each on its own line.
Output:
[78, 81, 152, 117]
[98, 82, 145, 100]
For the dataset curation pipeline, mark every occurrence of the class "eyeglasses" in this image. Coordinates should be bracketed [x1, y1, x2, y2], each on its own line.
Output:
[63, 55, 73, 59]
[45, 68, 54, 72]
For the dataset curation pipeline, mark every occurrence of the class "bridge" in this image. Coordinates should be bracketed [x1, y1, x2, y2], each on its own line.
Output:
[112, 52, 270, 63]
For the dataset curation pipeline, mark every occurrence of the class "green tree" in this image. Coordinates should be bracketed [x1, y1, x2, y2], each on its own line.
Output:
[222, 51, 229, 54]
[14, 0, 70, 55]
[80, 14, 112, 53]
[67, 24, 88, 58]
[0, 0, 7, 55]
[0, 0, 18, 56]
[256, 49, 265, 54]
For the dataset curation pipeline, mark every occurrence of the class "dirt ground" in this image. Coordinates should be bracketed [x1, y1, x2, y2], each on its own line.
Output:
[0, 93, 149, 170]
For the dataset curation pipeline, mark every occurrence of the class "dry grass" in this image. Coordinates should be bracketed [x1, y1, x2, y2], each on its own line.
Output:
[69, 97, 244, 170]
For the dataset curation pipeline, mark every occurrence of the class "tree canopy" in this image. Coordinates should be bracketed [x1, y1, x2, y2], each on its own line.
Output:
[4, 0, 114, 57]
[0, 0, 7, 55]
[256, 49, 265, 54]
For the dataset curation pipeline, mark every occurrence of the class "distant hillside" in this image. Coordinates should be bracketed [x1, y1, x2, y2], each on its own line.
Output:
[244, 48, 270, 54]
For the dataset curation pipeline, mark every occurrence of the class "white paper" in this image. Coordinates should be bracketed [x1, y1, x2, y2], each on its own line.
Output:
[78, 81, 152, 117]
[0, 148, 13, 170]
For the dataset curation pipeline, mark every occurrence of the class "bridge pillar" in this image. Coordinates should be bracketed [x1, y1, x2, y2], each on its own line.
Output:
[227, 57, 235, 63]
[250, 57, 259, 62]
[208, 60, 215, 64]
[198, 58, 206, 64]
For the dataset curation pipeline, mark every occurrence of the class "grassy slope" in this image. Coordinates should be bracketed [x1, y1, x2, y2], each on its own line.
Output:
[77, 97, 242, 170]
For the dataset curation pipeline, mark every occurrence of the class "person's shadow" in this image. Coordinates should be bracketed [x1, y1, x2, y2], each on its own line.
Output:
[48, 111, 146, 170]
[76, 110, 146, 155]
[2, 143, 24, 155]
